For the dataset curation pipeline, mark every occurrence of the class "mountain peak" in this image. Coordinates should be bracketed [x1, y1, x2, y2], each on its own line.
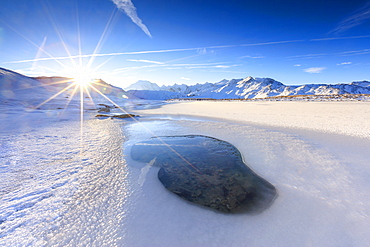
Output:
[244, 76, 254, 82]
[125, 80, 161, 91]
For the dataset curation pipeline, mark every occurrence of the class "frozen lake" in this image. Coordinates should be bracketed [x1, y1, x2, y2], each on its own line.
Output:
[1, 103, 370, 246]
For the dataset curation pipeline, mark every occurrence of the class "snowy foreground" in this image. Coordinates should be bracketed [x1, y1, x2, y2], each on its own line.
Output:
[1, 99, 370, 246]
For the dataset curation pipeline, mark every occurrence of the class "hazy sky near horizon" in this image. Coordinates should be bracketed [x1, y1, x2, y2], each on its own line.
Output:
[0, 0, 370, 87]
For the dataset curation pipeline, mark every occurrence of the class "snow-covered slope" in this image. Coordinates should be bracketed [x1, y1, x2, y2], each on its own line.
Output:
[189, 77, 287, 99]
[350, 81, 370, 88]
[126, 77, 370, 100]
[35, 76, 134, 100]
[0, 67, 136, 110]
[0, 68, 57, 102]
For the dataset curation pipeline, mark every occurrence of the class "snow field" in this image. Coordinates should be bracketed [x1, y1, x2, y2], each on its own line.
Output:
[133, 101, 370, 138]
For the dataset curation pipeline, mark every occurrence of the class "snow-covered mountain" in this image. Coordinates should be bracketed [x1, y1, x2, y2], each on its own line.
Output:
[35, 76, 133, 100]
[126, 77, 370, 100]
[0, 67, 134, 109]
[0, 67, 56, 101]
[125, 80, 161, 91]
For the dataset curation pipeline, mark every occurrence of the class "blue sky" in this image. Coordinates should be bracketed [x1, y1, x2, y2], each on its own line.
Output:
[0, 0, 370, 87]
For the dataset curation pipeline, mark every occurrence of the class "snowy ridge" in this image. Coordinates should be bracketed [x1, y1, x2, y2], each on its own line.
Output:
[126, 77, 370, 100]
[0, 67, 137, 109]
[125, 80, 161, 91]
[0, 68, 57, 101]
[34, 76, 133, 100]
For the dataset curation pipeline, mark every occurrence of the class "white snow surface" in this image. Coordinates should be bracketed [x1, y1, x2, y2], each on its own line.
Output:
[1, 68, 370, 246]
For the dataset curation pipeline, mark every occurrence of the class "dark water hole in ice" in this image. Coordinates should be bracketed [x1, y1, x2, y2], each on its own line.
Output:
[131, 135, 277, 214]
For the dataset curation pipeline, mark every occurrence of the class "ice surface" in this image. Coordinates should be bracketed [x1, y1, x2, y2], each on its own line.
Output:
[120, 116, 370, 246]
[1, 96, 370, 246]
[0, 109, 132, 246]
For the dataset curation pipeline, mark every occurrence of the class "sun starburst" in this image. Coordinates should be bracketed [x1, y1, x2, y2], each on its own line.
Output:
[62, 65, 95, 87]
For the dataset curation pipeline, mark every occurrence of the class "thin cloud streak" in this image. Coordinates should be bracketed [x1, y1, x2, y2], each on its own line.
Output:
[337, 62, 352, 65]
[3, 40, 296, 64]
[6, 36, 370, 65]
[112, 62, 235, 74]
[127, 59, 164, 64]
[240, 55, 264, 59]
[287, 48, 370, 59]
[31, 37, 47, 71]
[304, 67, 326, 73]
[111, 0, 152, 38]
[5, 47, 204, 64]
[310, 35, 370, 41]
[240, 40, 305, 46]
[330, 2, 370, 35]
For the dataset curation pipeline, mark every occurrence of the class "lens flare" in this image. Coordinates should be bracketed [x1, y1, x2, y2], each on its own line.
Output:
[63, 66, 95, 86]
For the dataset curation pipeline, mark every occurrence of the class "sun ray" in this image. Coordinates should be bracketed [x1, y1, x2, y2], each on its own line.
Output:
[11, 77, 72, 93]
[40, 79, 72, 87]
[86, 8, 118, 69]
[80, 84, 84, 151]
[0, 20, 68, 69]
[31, 37, 48, 72]
[91, 56, 116, 72]
[82, 83, 96, 107]
[60, 83, 80, 117]
[75, 3, 83, 68]
[32, 82, 77, 110]
[44, 1, 77, 68]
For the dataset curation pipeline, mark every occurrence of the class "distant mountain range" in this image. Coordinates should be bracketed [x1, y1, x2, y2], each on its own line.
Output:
[125, 77, 370, 100]
[1, 67, 369, 103]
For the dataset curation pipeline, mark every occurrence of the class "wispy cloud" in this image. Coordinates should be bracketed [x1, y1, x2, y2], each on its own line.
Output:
[240, 55, 264, 59]
[287, 53, 328, 59]
[310, 35, 370, 41]
[7, 37, 370, 65]
[214, 65, 232, 68]
[330, 2, 370, 35]
[197, 48, 207, 55]
[110, 62, 236, 75]
[337, 62, 352, 65]
[294, 64, 301, 67]
[127, 59, 163, 64]
[287, 48, 370, 59]
[5, 47, 209, 64]
[7, 39, 299, 64]
[304, 67, 326, 73]
[339, 49, 370, 56]
[181, 77, 191, 80]
[111, 0, 152, 38]
[241, 40, 304, 47]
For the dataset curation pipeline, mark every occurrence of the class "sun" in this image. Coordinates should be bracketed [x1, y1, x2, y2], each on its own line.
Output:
[63, 65, 96, 86]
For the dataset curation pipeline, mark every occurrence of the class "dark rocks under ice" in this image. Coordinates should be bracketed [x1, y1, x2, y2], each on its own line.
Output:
[130, 135, 277, 214]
